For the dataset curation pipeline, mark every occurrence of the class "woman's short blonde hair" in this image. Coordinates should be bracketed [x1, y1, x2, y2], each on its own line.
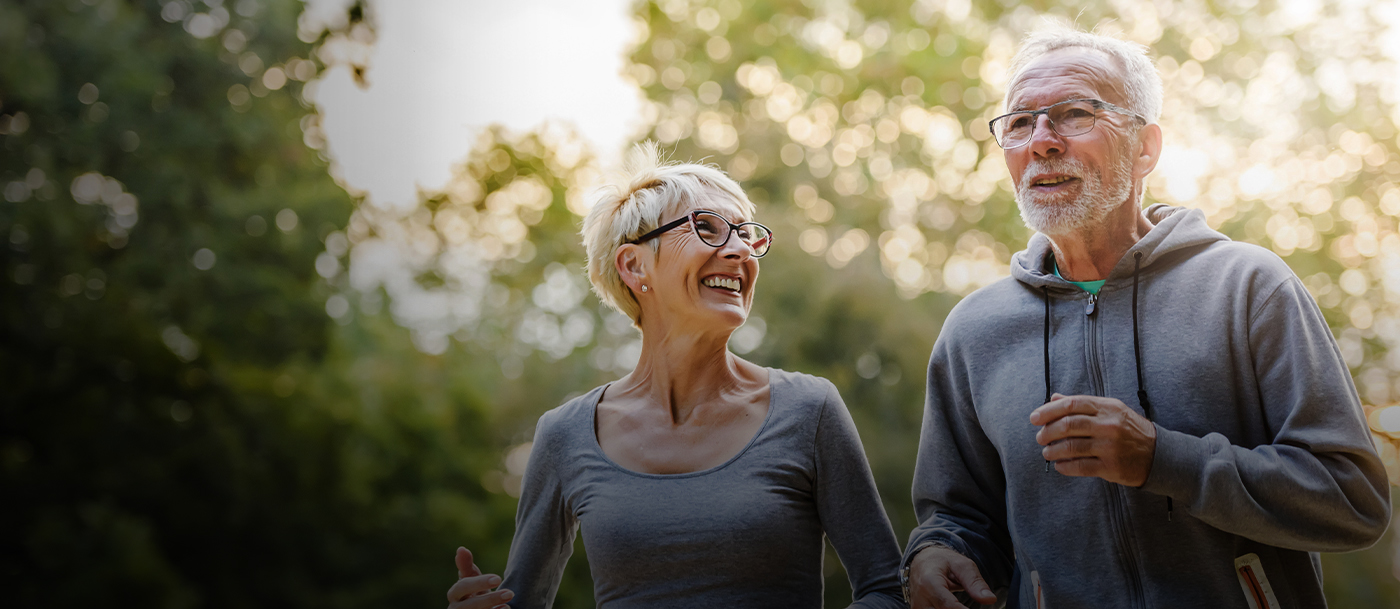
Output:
[582, 142, 755, 323]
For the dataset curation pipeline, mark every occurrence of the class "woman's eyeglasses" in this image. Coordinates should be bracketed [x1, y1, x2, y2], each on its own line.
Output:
[628, 210, 773, 258]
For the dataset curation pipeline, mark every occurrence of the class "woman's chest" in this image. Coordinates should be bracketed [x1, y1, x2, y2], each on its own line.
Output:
[595, 399, 770, 475]
[570, 465, 821, 581]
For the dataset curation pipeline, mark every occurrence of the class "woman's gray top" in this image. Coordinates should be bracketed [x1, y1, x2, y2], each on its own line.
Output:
[500, 368, 905, 608]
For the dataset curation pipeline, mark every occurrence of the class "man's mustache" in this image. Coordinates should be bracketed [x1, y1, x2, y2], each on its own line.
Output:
[1019, 158, 1089, 186]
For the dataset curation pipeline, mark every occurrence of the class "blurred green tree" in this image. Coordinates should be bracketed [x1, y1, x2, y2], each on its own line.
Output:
[0, 1, 528, 606]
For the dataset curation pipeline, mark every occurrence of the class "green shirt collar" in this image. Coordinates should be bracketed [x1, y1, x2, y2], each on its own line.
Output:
[1051, 256, 1106, 295]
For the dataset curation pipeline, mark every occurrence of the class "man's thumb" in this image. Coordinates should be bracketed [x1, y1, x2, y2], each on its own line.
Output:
[950, 558, 996, 604]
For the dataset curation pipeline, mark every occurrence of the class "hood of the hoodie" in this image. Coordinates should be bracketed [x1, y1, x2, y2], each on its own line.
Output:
[1010, 207, 1230, 290]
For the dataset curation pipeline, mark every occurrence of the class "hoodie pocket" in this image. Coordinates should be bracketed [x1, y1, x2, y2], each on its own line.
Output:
[1234, 553, 1280, 609]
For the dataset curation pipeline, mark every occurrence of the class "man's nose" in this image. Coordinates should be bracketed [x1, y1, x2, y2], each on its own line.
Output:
[1028, 114, 1064, 157]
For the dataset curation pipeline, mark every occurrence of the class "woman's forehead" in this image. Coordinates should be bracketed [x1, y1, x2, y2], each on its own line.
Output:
[676, 190, 751, 222]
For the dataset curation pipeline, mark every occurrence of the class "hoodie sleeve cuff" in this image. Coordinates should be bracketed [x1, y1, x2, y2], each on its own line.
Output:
[1140, 424, 1203, 502]
[902, 532, 964, 568]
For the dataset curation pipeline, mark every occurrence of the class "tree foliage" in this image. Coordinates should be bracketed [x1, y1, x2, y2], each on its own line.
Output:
[2, 0, 1398, 607]
[0, 1, 519, 606]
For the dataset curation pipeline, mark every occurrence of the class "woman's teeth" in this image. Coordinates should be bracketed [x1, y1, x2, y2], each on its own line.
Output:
[702, 276, 741, 292]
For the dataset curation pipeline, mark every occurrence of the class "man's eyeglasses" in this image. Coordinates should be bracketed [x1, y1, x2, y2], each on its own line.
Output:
[989, 98, 1147, 149]
[628, 209, 774, 258]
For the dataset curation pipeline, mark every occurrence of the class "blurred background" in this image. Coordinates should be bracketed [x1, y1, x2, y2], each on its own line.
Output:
[4, 0, 1400, 606]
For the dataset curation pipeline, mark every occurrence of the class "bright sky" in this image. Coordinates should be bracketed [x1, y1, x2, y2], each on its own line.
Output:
[311, 0, 643, 211]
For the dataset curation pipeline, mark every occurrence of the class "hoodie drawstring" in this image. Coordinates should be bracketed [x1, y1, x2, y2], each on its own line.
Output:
[1132, 252, 1152, 420]
[1043, 285, 1052, 473]
[1132, 252, 1172, 521]
[1043, 252, 1172, 521]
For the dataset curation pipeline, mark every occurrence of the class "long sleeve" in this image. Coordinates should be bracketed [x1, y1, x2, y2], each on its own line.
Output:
[812, 382, 907, 609]
[904, 337, 1015, 591]
[502, 411, 579, 609]
[1141, 275, 1391, 551]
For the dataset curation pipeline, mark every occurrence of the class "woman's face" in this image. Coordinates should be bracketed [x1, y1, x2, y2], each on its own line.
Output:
[643, 192, 761, 334]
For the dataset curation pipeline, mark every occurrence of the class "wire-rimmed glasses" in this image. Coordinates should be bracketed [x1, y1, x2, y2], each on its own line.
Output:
[989, 98, 1147, 149]
[628, 209, 774, 258]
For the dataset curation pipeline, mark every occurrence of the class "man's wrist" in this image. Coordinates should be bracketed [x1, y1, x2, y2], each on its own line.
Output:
[900, 541, 953, 605]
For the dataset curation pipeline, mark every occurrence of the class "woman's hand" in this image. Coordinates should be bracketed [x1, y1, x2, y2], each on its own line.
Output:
[447, 547, 515, 609]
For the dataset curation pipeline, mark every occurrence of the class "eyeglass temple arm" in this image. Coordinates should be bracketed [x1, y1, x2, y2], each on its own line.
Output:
[628, 215, 691, 244]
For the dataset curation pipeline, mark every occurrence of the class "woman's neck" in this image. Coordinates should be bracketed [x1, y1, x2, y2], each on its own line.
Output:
[614, 325, 759, 424]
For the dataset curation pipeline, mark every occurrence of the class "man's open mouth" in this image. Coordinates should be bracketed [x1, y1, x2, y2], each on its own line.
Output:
[1033, 176, 1079, 187]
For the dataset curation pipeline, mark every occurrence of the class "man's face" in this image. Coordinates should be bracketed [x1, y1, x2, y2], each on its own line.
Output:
[1004, 47, 1138, 236]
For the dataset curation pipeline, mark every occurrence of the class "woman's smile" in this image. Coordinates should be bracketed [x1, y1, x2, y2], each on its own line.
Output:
[701, 274, 742, 294]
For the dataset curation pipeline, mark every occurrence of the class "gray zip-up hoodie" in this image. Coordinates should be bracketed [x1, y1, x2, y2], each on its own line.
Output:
[906, 208, 1391, 608]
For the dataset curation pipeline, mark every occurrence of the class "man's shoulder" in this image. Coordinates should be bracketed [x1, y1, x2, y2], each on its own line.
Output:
[1172, 238, 1297, 291]
[1191, 238, 1289, 269]
[940, 276, 1039, 339]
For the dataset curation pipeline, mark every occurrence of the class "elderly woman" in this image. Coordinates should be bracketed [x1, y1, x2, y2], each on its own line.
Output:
[447, 144, 904, 609]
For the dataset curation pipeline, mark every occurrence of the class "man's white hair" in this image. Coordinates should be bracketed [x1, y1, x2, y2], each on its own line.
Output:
[581, 141, 754, 324]
[1004, 25, 1163, 124]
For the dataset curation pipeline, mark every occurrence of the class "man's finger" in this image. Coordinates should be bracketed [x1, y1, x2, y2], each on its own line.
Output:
[913, 575, 968, 609]
[1035, 414, 1101, 445]
[1030, 394, 1099, 425]
[1043, 437, 1098, 461]
[910, 550, 971, 609]
[947, 557, 997, 604]
[1053, 456, 1103, 478]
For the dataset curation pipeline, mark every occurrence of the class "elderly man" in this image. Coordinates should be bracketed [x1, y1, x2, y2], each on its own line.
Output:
[901, 27, 1392, 608]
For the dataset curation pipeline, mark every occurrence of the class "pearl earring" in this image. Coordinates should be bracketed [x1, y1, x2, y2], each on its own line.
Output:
[641, 285, 649, 292]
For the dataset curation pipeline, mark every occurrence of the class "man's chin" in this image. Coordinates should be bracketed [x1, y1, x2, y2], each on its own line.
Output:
[1018, 196, 1081, 224]
[1018, 188, 1082, 208]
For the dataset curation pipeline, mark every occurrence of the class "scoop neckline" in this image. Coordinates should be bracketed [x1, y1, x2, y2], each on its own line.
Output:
[587, 368, 780, 479]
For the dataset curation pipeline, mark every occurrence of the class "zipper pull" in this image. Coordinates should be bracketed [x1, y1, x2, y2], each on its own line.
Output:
[1084, 293, 1097, 316]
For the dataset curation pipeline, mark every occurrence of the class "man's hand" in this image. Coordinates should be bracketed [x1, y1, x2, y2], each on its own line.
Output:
[1030, 393, 1157, 487]
[447, 547, 514, 609]
[907, 546, 997, 608]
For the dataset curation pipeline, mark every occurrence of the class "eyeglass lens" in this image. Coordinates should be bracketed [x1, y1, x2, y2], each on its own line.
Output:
[995, 100, 1099, 147]
[693, 211, 772, 256]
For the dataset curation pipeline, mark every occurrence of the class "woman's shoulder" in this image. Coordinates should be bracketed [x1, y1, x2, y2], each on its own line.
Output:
[532, 384, 607, 449]
[766, 369, 864, 458]
[768, 368, 843, 416]
[769, 366, 834, 393]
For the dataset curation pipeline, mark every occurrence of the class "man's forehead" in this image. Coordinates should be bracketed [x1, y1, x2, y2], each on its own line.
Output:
[1006, 47, 1130, 110]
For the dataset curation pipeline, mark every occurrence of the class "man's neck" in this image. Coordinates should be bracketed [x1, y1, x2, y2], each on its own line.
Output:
[1047, 202, 1155, 282]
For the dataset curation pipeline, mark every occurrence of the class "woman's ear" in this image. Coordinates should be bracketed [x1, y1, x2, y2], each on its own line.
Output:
[616, 243, 649, 295]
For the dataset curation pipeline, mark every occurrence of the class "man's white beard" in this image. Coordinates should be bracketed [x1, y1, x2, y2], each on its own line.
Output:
[1015, 153, 1133, 236]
